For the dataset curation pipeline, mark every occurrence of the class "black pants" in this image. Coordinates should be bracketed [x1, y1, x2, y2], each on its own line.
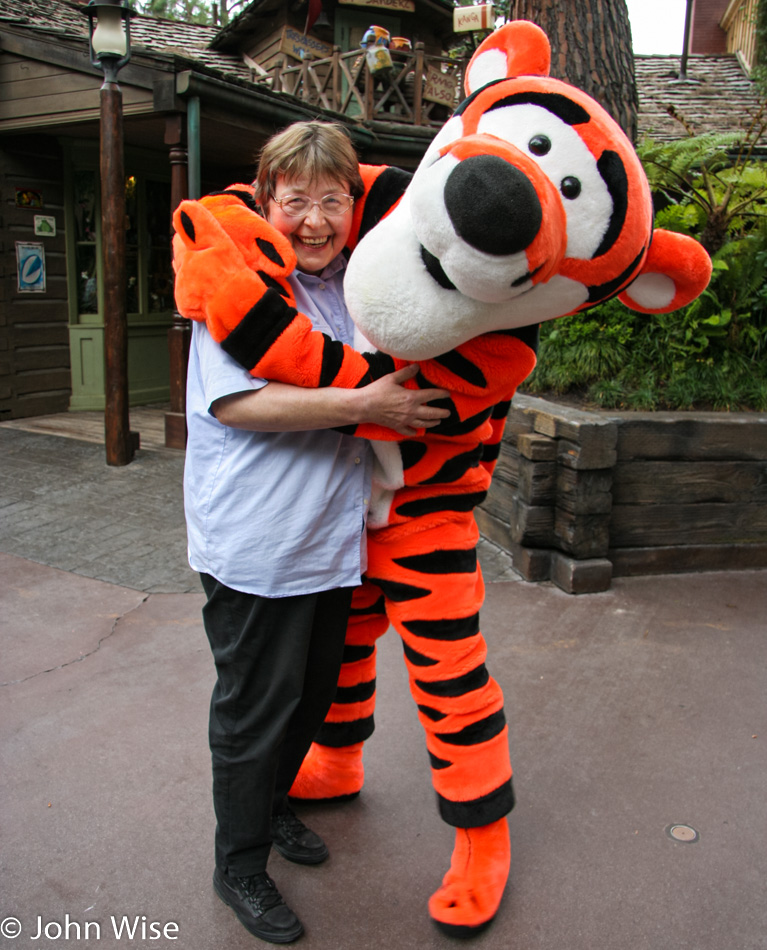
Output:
[200, 574, 353, 876]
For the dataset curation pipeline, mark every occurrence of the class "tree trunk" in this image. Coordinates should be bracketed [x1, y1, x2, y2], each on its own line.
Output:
[509, 0, 637, 141]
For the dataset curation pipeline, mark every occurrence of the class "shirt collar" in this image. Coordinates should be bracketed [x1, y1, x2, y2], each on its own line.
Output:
[295, 252, 347, 283]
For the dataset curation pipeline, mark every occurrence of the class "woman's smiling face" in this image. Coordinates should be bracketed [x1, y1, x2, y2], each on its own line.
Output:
[265, 173, 354, 275]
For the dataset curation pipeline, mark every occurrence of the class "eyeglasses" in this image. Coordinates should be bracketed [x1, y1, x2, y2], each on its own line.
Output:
[272, 193, 354, 217]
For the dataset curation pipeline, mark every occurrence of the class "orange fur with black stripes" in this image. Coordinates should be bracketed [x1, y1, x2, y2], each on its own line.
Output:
[173, 21, 711, 936]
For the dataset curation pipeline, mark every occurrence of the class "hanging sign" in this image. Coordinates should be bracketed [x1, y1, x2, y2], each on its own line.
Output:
[279, 26, 333, 60]
[423, 65, 457, 107]
[453, 3, 495, 32]
[338, 0, 415, 12]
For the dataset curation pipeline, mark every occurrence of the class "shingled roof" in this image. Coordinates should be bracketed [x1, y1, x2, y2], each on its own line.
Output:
[2, 1, 765, 147]
[208, 0, 456, 52]
[0, 0, 91, 34]
[635, 53, 766, 145]
[0, 0, 255, 84]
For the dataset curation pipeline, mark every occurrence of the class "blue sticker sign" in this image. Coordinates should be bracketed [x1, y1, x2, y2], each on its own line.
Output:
[16, 242, 46, 293]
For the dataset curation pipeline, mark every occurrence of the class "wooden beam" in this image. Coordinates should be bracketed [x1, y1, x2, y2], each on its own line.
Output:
[101, 78, 135, 466]
[165, 113, 190, 451]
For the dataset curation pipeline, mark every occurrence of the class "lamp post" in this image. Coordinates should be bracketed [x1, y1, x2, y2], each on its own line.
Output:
[680, 0, 694, 80]
[86, 0, 137, 465]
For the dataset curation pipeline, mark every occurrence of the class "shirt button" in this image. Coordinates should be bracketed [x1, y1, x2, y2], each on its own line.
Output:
[319, 283, 326, 291]
[363, 498, 369, 505]
[355, 457, 361, 464]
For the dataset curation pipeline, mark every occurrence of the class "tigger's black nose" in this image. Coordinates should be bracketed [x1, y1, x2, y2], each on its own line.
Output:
[444, 155, 542, 256]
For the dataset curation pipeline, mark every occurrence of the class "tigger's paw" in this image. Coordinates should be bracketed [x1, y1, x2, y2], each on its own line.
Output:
[289, 742, 364, 802]
[171, 195, 296, 342]
[428, 819, 510, 938]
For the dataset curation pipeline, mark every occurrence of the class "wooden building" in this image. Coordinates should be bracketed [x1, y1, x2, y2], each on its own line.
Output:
[0, 0, 456, 427]
[684, 0, 762, 70]
[687, 0, 760, 72]
[2, 0, 762, 431]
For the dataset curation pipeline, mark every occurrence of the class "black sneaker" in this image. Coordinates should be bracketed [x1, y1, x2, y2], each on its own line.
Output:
[213, 868, 303, 944]
[271, 807, 329, 865]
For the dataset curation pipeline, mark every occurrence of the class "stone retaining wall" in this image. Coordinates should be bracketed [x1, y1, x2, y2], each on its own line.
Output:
[476, 394, 767, 594]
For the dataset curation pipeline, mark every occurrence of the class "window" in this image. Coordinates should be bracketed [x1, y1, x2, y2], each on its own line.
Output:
[74, 170, 98, 315]
[145, 178, 174, 314]
[71, 169, 172, 320]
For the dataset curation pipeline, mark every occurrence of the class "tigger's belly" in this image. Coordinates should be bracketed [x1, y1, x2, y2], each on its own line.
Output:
[368, 436, 491, 530]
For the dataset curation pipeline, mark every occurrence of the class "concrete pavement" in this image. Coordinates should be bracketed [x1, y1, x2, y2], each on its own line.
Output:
[1, 424, 766, 950]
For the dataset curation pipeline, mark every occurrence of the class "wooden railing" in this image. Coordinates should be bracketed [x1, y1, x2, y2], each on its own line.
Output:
[254, 43, 465, 127]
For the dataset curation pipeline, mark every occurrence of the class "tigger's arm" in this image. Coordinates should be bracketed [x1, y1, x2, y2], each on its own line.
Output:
[172, 192, 445, 440]
[173, 193, 376, 391]
[173, 165, 412, 390]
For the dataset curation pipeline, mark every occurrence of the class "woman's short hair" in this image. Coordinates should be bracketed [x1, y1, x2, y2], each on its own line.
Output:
[253, 121, 364, 207]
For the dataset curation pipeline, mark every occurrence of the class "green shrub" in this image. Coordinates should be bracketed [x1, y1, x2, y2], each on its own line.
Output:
[523, 227, 767, 411]
[521, 123, 767, 413]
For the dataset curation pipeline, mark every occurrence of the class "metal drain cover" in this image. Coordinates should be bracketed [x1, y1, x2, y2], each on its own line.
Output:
[666, 823, 699, 843]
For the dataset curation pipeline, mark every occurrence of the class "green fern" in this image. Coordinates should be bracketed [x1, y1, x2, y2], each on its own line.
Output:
[637, 114, 767, 254]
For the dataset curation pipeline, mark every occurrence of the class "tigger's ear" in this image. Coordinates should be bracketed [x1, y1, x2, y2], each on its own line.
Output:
[618, 229, 712, 314]
[465, 21, 551, 96]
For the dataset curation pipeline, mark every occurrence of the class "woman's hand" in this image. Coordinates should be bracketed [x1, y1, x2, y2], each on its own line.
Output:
[358, 364, 451, 436]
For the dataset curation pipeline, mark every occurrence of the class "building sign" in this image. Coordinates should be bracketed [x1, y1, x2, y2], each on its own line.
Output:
[423, 65, 457, 107]
[16, 242, 46, 293]
[34, 214, 57, 237]
[453, 3, 495, 32]
[279, 26, 333, 61]
[15, 187, 43, 209]
[338, 0, 416, 12]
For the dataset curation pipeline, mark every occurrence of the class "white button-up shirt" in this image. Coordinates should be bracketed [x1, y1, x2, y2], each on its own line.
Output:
[184, 254, 372, 596]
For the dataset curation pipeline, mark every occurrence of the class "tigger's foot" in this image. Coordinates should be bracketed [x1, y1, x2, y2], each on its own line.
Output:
[288, 742, 364, 802]
[428, 818, 510, 938]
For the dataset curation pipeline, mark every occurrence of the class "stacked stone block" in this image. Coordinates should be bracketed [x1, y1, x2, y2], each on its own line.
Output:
[478, 395, 767, 594]
[477, 394, 616, 594]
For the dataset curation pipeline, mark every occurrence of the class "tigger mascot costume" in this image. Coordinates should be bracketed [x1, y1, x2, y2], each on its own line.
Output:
[173, 21, 711, 936]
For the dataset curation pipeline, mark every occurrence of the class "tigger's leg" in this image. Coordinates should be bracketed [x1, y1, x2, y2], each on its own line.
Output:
[367, 512, 514, 935]
[289, 580, 388, 801]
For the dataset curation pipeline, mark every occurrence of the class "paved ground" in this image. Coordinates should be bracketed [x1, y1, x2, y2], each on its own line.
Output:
[1, 424, 766, 950]
[0, 426, 519, 593]
[0, 427, 196, 595]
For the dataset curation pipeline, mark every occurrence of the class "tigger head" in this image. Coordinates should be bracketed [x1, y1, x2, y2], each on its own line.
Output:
[345, 20, 712, 360]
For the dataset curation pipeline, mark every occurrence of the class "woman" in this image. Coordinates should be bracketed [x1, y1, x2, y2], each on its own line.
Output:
[182, 121, 448, 944]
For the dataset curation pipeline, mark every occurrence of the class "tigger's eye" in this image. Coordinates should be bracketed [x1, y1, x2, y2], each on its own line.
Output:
[560, 176, 582, 199]
[528, 135, 551, 156]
